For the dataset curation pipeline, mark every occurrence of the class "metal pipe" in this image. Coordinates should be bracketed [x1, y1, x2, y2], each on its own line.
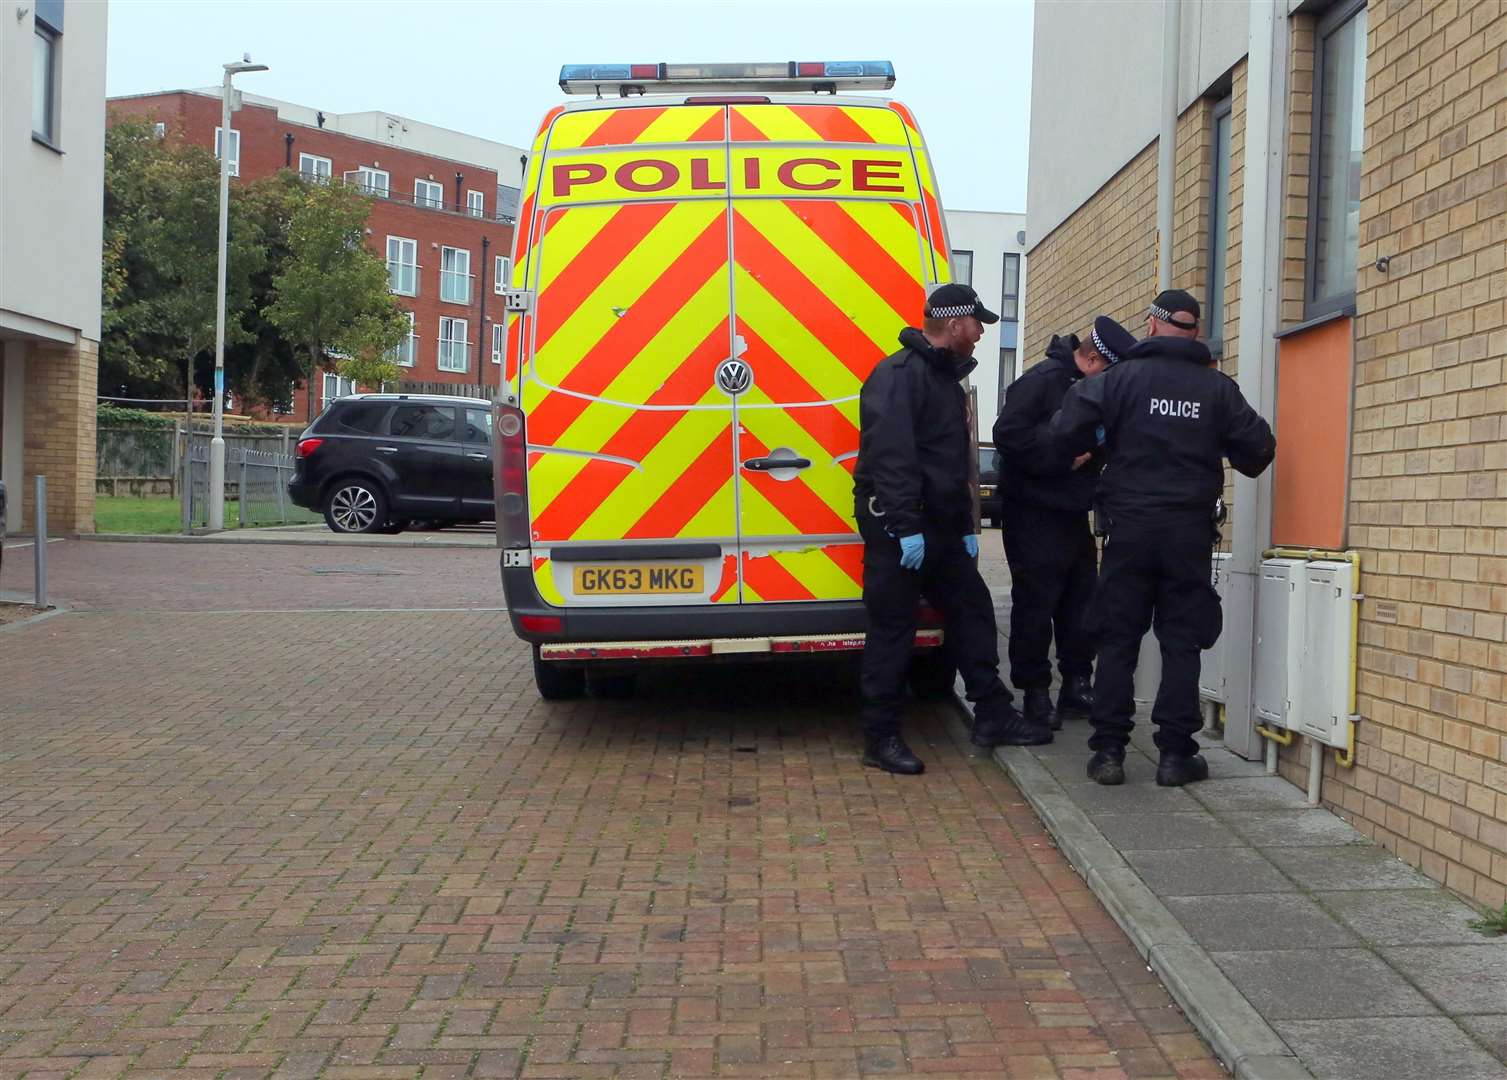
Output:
[1266, 737, 1278, 775]
[1156, 0, 1181, 289]
[1307, 737, 1323, 806]
[33, 475, 46, 608]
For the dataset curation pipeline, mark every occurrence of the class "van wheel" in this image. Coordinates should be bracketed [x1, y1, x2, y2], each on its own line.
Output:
[588, 668, 638, 699]
[532, 646, 585, 700]
[324, 479, 388, 534]
[907, 650, 957, 701]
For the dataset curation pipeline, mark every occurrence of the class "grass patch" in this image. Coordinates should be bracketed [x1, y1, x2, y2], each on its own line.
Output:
[95, 496, 182, 534]
[1469, 903, 1507, 936]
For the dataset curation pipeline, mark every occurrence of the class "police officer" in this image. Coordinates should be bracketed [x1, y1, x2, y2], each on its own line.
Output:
[994, 316, 1135, 733]
[854, 283, 1038, 775]
[1048, 289, 1275, 786]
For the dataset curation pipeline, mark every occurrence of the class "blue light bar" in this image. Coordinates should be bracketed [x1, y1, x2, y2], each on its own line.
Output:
[558, 61, 896, 96]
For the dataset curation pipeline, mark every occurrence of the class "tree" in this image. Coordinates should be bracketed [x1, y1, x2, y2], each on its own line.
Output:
[100, 120, 263, 408]
[264, 182, 410, 419]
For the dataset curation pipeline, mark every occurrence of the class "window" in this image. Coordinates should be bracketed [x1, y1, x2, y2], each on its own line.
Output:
[415, 178, 443, 209]
[950, 250, 974, 287]
[299, 153, 332, 183]
[1208, 96, 1233, 352]
[1307, 0, 1368, 318]
[153, 122, 166, 140]
[464, 408, 493, 444]
[389, 404, 456, 440]
[440, 246, 471, 304]
[321, 372, 356, 406]
[214, 127, 241, 177]
[438, 317, 469, 372]
[345, 166, 389, 198]
[336, 403, 391, 433]
[32, 18, 58, 145]
[386, 236, 417, 296]
[998, 348, 1017, 410]
[491, 322, 505, 364]
[1001, 254, 1020, 321]
[389, 311, 417, 367]
[494, 255, 511, 295]
[467, 189, 485, 217]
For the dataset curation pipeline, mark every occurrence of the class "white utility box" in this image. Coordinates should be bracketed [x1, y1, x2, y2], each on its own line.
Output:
[1294, 560, 1356, 747]
[1254, 559, 1306, 729]
[1199, 553, 1234, 703]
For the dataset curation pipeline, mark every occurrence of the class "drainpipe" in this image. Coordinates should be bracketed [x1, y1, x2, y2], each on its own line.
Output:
[284, 132, 293, 169]
[1156, 0, 1181, 289]
[478, 236, 491, 386]
[1221, 0, 1288, 760]
[454, 171, 464, 213]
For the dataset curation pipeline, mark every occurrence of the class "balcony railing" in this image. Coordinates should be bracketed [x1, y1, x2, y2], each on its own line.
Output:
[387, 261, 420, 297]
[306, 170, 517, 225]
[440, 269, 472, 304]
[438, 339, 469, 372]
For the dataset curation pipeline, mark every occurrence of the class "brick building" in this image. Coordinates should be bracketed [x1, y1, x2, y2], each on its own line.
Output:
[1026, 0, 1505, 906]
[2, 0, 107, 535]
[107, 90, 526, 419]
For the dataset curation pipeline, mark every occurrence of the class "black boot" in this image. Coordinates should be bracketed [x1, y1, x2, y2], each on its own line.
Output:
[1023, 687, 1058, 731]
[972, 697, 1053, 748]
[863, 735, 925, 775]
[1156, 752, 1210, 787]
[1086, 749, 1126, 785]
[1057, 674, 1094, 719]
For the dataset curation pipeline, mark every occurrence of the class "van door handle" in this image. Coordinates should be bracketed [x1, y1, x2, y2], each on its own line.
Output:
[375, 446, 399, 454]
[466, 452, 489, 460]
[743, 455, 811, 471]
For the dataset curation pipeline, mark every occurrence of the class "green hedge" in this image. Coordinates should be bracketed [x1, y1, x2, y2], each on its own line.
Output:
[97, 402, 293, 434]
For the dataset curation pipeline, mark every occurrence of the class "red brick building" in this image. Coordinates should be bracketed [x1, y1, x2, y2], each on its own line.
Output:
[107, 90, 523, 418]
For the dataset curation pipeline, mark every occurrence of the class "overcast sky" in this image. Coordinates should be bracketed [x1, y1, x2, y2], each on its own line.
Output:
[104, 0, 1033, 213]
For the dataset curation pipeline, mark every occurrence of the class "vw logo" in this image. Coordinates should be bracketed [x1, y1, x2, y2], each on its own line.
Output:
[716, 359, 753, 395]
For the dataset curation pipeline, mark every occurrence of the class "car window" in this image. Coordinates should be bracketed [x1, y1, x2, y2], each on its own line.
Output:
[335, 403, 390, 434]
[463, 408, 492, 445]
[388, 404, 456, 440]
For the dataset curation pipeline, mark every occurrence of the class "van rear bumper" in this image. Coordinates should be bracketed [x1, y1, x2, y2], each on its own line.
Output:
[500, 561, 934, 645]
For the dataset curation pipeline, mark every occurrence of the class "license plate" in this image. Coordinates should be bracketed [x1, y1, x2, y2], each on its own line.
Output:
[573, 563, 704, 595]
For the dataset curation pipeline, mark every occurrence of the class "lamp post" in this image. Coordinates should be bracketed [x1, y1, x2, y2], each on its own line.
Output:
[209, 56, 268, 531]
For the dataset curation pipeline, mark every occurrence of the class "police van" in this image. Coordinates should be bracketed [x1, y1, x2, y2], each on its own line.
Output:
[494, 61, 957, 698]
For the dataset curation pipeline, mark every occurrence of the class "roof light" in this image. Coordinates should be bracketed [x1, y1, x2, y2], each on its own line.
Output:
[559, 61, 895, 97]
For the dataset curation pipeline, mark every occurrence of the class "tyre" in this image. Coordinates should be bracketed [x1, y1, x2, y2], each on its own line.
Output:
[532, 646, 586, 700]
[907, 649, 958, 701]
[323, 478, 388, 534]
[374, 519, 407, 535]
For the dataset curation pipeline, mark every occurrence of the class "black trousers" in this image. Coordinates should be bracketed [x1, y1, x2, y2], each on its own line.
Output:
[857, 505, 1010, 740]
[1089, 524, 1221, 759]
[1000, 501, 1098, 690]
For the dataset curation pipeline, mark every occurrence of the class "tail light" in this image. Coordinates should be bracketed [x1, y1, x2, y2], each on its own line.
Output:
[494, 400, 529, 549]
[296, 438, 324, 458]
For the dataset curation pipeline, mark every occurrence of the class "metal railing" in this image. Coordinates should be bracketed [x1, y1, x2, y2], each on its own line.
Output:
[319, 172, 517, 224]
[183, 437, 320, 531]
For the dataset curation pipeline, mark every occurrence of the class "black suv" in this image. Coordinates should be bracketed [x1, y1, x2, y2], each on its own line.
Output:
[978, 444, 1001, 528]
[289, 394, 494, 534]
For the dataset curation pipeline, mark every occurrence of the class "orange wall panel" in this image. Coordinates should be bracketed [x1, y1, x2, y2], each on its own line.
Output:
[1272, 316, 1352, 550]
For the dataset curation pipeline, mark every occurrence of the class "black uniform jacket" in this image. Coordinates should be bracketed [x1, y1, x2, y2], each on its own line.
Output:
[853, 327, 976, 539]
[1047, 336, 1276, 530]
[992, 334, 1099, 513]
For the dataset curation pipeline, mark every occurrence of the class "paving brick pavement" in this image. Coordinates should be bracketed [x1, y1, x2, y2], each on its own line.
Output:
[1, 542, 1220, 1078]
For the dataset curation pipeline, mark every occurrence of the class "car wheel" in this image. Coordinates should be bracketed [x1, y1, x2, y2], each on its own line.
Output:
[323, 479, 388, 534]
[907, 649, 958, 702]
[532, 646, 586, 700]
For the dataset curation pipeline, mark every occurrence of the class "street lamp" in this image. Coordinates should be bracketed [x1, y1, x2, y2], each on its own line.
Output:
[209, 55, 268, 531]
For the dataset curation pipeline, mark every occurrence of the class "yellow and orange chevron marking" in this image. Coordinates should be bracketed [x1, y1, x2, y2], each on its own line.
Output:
[513, 100, 943, 606]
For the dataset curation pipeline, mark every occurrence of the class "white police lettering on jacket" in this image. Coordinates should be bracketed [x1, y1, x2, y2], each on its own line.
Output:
[1150, 398, 1202, 419]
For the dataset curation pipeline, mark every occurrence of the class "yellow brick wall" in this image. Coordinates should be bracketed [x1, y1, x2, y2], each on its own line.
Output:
[21, 339, 97, 535]
[1278, 0, 1507, 908]
[1022, 142, 1159, 365]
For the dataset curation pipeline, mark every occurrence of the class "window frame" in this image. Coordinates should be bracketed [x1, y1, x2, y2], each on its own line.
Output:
[1304, 0, 1368, 321]
[438, 316, 469, 373]
[466, 189, 485, 217]
[299, 153, 332, 183]
[390, 311, 417, 367]
[950, 249, 974, 287]
[32, 22, 59, 148]
[321, 372, 356, 407]
[997, 347, 1017, 412]
[349, 165, 389, 198]
[386, 236, 418, 297]
[491, 321, 505, 365]
[1001, 253, 1021, 322]
[494, 255, 512, 295]
[440, 246, 471, 305]
[214, 127, 241, 177]
[414, 177, 444, 209]
[1206, 94, 1234, 356]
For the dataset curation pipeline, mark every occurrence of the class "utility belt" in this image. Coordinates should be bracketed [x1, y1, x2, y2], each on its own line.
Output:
[1092, 498, 1226, 546]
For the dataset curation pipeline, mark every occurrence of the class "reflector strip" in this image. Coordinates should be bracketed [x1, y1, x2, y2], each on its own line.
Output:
[538, 627, 942, 661]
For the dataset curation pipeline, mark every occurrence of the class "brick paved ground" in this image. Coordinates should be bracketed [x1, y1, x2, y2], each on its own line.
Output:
[0, 544, 1219, 1078]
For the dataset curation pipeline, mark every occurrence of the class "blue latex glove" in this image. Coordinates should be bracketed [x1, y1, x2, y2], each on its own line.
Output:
[963, 534, 979, 558]
[898, 533, 925, 570]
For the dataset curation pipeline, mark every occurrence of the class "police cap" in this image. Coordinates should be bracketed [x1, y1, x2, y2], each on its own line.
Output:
[926, 283, 999, 325]
[1149, 289, 1200, 330]
[1089, 315, 1136, 365]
